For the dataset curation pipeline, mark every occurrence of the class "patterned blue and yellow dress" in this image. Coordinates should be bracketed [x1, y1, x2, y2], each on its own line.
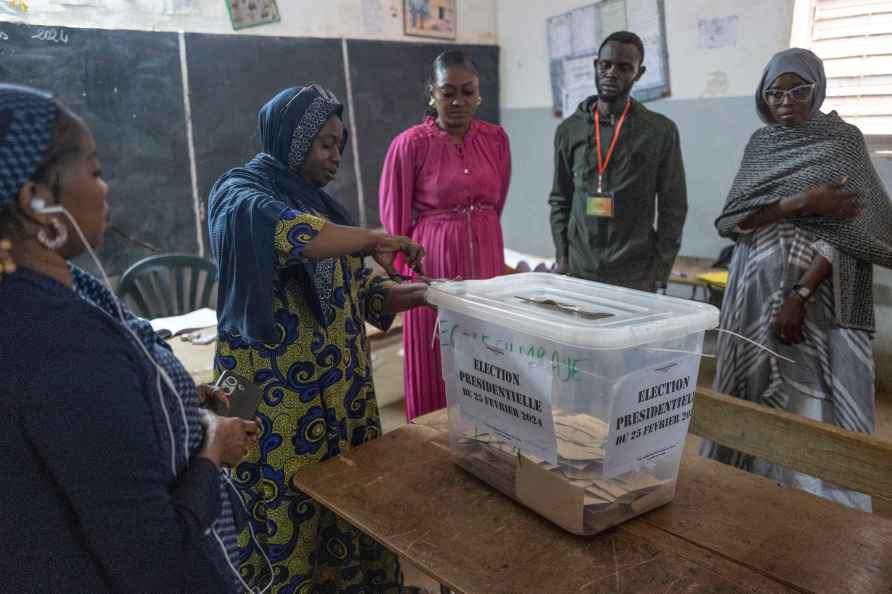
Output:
[215, 210, 401, 592]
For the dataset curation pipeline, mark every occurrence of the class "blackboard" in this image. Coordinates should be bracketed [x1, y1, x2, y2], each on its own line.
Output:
[0, 23, 195, 275]
[0, 22, 501, 274]
[185, 33, 356, 244]
[347, 40, 500, 228]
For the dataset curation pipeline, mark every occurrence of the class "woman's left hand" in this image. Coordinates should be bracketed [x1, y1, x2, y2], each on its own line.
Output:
[197, 384, 231, 414]
[775, 294, 806, 344]
[372, 233, 426, 277]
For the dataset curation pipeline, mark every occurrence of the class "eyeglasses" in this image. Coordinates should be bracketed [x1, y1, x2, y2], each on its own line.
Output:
[763, 83, 816, 104]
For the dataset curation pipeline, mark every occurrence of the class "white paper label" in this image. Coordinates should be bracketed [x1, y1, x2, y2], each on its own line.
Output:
[604, 356, 701, 478]
[451, 327, 558, 464]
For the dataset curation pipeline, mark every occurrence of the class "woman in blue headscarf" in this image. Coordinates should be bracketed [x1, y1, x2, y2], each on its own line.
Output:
[0, 85, 260, 592]
[208, 85, 428, 592]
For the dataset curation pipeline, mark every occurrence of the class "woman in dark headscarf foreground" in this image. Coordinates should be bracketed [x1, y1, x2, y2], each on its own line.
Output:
[0, 84, 258, 593]
[704, 49, 892, 510]
[208, 85, 428, 591]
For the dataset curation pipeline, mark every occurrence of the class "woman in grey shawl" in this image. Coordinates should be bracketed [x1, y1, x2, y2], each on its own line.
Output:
[703, 48, 892, 511]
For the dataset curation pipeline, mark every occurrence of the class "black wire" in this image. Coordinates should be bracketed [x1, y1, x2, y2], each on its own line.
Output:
[107, 224, 159, 252]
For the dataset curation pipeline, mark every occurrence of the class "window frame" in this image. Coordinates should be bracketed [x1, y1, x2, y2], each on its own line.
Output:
[791, 0, 892, 153]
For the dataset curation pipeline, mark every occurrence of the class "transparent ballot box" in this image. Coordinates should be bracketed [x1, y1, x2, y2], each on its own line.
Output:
[427, 273, 720, 535]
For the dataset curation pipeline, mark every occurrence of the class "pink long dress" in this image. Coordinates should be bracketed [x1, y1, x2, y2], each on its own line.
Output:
[379, 117, 512, 421]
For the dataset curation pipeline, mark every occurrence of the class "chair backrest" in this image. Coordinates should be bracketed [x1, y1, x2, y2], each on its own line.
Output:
[117, 254, 218, 319]
[690, 387, 892, 502]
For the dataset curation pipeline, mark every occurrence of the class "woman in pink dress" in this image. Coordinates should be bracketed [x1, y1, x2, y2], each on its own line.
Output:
[379, 50, 512, 421]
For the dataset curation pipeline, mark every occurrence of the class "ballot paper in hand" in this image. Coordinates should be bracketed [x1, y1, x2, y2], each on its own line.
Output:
[150, 308, 218, 339]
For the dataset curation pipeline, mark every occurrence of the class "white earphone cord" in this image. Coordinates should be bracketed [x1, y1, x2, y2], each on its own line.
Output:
[48, 205, 191, 469]
[216, 472, 275, 594]
[637, 328, 796, 364]
[44, 205, 273, 593]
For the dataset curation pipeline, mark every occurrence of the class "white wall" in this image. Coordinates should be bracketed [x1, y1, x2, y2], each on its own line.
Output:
[662, 0, 794, 100]
[498, 0, 795, 109]
[0, 0, 498, 43]
[498, 0, 596, 109]
[496, 0, 798, 262]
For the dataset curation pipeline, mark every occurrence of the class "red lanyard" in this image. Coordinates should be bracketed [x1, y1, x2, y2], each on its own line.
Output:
[594, 99, 631, 193]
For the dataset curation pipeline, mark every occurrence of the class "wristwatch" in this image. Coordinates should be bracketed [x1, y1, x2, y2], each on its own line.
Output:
[791, 284, 813, 301]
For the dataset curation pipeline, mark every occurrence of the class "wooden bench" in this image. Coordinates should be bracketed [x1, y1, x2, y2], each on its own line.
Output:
[691, 387, 892, 501]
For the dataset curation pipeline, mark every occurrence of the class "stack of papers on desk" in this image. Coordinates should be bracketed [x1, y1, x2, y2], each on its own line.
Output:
[150, 308, 217, 339]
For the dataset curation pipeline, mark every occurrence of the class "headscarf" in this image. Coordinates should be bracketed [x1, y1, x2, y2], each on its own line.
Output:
[0, 84, 57, 208]
[208, 85, 353, 344]
[717, 50, 892, 332]
[755, 48, 827, 125]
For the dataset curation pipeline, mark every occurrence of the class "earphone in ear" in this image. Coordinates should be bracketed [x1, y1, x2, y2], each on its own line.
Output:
[31, 197, 65, 214]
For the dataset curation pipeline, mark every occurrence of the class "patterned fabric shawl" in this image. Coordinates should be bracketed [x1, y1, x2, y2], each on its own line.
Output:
[716, 112, 892, 331]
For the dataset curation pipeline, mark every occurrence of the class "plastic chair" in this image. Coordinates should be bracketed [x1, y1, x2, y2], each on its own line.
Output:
[117, 254, 218, 319]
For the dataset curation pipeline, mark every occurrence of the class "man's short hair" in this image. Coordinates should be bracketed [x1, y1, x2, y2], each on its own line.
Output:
[598, 31, 645, 65]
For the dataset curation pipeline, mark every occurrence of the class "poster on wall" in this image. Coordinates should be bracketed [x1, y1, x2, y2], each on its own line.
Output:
[547, 0, 670, 117]
[404, 0, 456, 40]
[226, 0, 280, 31]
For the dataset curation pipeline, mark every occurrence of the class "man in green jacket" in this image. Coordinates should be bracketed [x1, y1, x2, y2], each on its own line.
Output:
[550, 31, 687, 291]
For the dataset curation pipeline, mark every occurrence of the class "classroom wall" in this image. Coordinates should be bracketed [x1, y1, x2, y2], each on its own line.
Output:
[497, 0, 796, 259]
[0, 0, 498, 43]
[496, 0, 892, 389]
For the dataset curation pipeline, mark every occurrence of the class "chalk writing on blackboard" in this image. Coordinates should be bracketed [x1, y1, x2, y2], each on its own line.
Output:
[0, 32, 8, 41]
[31, 28, 69, 44]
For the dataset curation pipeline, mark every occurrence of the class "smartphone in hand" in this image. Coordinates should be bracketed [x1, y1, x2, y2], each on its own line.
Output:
[215, 370, 263, 420]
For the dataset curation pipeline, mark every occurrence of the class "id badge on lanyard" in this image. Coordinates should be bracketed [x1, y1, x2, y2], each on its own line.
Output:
[586, 191, 614, 218]
[588, 100, 630, 219]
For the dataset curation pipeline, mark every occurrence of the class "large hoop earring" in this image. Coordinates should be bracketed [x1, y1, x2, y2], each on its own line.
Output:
[428, 97, 436, 107]
[477, 96, 483, 107]
[37, 217, 68, 251]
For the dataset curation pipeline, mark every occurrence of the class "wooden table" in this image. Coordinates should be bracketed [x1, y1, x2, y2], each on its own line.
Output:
[294, 410, 892, 594]
[167, 319, 404, 386]
[168, 335, 216, 385]
[670, 256, 723, 300]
